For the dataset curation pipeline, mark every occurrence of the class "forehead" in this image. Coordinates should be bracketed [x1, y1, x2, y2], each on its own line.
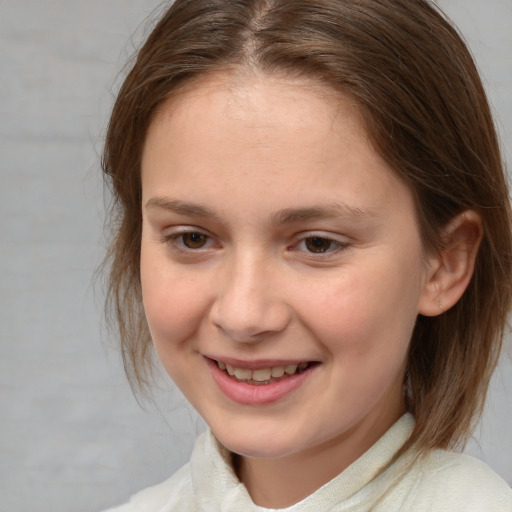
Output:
[148, 70, 367, 143]
[141, 71, 415, 228]
[144, 72, 375, 171]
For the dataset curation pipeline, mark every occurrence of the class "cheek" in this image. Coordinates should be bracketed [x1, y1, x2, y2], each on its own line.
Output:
[295, 259, 421, 357]
[140, 248, 210, 350]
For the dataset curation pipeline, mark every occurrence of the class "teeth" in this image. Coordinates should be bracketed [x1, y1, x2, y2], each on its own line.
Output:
[271, 366, 285, 378]
[285, 364, 298, 375]
[252, 368, 272, 382]
[234, 367, 252, 380]
[216, 360, 309, 381]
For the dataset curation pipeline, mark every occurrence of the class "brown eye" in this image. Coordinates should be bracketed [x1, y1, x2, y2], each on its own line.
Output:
[304, 237, 333, 253]
[182, 232, 209, 249]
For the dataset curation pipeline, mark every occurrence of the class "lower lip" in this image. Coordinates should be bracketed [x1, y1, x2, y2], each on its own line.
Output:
[207, 358, 315, 405]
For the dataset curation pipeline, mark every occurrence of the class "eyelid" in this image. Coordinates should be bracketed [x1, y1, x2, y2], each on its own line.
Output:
[159, 225, 218, 252]
[291, 231, 351, 255]
[157, 226, 350, 257]
[296, 230, 350, 243]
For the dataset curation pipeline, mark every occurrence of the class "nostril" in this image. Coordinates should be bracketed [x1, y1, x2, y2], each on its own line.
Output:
[209, 294, 291, 343]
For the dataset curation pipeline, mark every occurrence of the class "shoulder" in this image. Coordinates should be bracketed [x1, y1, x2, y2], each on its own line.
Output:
[401, 449, 512, 511]
[101, 463, 192, 512]
[101, 429, 235, 512]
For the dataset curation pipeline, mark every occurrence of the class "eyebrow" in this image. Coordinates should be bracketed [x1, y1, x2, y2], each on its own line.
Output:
[270, 204, 377, 225]
[145, 196, 376, 224]
[146, 197, 220, 220]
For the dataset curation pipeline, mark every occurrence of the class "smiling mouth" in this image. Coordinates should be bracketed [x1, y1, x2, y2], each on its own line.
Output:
[214, 360, 315, 385]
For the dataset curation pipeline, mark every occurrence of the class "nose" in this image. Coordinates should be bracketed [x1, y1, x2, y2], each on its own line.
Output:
[209, 252, 291, 343]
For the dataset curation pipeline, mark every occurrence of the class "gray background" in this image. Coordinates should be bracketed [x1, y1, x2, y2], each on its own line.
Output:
[1, 1, 511, 511]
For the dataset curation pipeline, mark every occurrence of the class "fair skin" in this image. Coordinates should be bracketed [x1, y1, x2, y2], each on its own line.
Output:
[139, 71, 481, 508]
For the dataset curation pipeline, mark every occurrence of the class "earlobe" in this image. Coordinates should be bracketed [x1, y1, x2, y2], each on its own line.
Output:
[418, 210, 483, 317]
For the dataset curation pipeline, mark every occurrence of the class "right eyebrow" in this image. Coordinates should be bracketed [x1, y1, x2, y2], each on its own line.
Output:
[145, 197, 221, 220]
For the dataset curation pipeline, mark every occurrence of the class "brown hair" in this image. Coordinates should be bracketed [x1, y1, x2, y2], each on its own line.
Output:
[102, 0, 512, 455]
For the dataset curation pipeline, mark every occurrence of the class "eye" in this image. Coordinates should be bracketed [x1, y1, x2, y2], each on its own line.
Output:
[293, 233, 350, 257]
[180, 232, 209, 249]
[160, 228, 215, 252]
[304, 236, 337, 253]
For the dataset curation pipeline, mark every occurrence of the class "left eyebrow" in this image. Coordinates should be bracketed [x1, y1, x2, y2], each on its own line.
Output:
[270, 203, 377, 226]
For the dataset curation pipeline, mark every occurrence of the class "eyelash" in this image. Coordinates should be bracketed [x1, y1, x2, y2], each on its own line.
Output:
[159, 229, 350, 257]
[294, 235, 349, 255]
[160, 229, 215, 253]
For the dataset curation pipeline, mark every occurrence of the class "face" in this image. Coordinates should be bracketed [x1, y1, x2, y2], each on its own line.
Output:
[140, 72, 433, 465]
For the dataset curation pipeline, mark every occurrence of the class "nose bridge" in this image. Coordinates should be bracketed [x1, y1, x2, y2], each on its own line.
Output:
[210, 246, 289, 342]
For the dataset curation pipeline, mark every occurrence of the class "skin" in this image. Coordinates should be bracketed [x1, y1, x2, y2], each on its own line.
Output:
[139, 71, 447, 507]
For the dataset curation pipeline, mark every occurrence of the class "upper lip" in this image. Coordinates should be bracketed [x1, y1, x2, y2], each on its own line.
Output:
[204, 355, 317, 370]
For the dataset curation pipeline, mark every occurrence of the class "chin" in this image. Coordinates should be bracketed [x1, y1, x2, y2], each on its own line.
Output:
[212, 425, 298, 459]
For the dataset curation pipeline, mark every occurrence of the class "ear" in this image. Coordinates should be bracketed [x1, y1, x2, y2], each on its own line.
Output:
[418, 210, 483, 316]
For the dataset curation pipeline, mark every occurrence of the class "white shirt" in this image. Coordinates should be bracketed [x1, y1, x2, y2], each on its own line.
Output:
[104, 414, 512, 511]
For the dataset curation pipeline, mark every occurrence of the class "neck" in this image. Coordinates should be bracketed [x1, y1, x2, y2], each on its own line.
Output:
[236, 405, 405, 508]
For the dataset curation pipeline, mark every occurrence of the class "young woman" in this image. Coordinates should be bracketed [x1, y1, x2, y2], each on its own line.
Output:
[102, 0, 512, 510]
